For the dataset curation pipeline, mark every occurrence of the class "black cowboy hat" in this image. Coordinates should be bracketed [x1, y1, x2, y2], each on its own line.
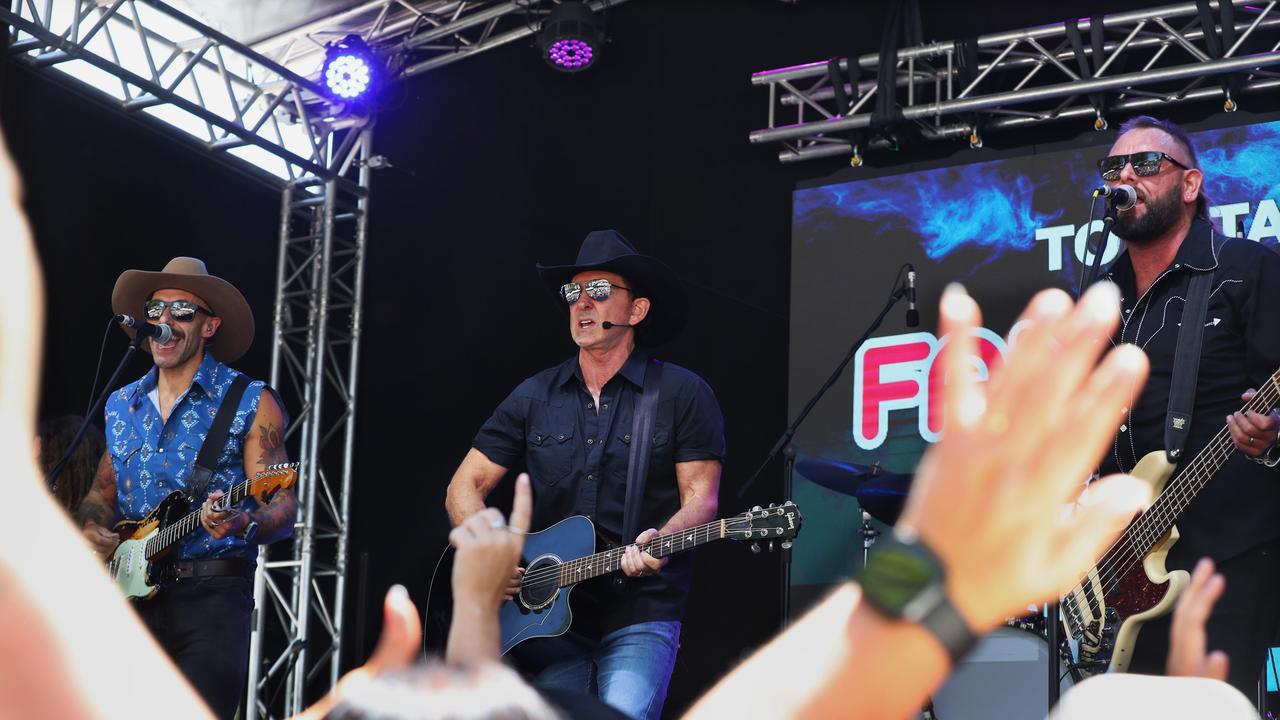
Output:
[536, 230, 688, 346]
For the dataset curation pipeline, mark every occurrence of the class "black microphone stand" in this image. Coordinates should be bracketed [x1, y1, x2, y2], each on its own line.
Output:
[47, 333, 146, 493]
[738, 277, 912, 627]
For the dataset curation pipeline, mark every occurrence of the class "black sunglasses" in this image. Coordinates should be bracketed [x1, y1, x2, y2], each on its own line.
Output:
[559, 278, 632, 304]
[1097, 151, 1189, 181]
[144, 299, 214, 322]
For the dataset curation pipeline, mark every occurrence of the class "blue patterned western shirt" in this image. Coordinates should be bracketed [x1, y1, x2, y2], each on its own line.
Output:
[105, 350, 272, 561]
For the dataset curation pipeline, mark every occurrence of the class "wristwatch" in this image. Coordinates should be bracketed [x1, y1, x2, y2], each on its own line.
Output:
[857, 527, 978, 664]
[238, 518, 260, 544]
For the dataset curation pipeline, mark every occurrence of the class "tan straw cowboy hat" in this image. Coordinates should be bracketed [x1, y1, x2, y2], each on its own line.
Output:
[111, 257, 254, 363]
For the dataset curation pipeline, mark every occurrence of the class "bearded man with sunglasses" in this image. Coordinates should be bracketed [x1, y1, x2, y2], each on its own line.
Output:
[76, 256, 297, 719]
[1094, 116, 1280, 698]
[446, 230, 725, 720]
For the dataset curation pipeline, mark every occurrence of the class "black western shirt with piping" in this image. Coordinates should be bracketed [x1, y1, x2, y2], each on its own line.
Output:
[473, 349, 726, 635]
[1099, 218, 1280, 563]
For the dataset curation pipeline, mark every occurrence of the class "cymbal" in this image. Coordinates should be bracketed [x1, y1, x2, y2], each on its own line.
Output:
[795, 458, 878, 496]
[854, 473, 913, 526]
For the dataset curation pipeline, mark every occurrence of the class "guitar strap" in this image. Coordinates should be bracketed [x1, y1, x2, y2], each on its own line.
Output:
[1164, 266, 1215, 463]
[622, 357, 665, 550]
[187, 374, 252, 501]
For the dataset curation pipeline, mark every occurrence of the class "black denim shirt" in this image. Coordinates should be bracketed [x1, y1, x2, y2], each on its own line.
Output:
[1099, 219, 1280, 562]
[473, 350, 725, 633]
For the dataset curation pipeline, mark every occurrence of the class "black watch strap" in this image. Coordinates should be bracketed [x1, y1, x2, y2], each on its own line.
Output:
[914, 590, 977, 663]
[858, 529, 979, 664]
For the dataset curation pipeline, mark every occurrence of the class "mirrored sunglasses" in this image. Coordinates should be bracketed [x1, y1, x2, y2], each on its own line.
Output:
[559, 278, 632, 304]
[1097, 151, 1188, 181]
[144, 299, 214, 322]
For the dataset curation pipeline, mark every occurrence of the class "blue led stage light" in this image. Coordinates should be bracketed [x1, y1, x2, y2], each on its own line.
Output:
[323, 35, 379, 100]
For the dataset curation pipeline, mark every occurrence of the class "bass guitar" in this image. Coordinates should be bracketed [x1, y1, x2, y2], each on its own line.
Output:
[499, 501, 803, 653]
[107, 462, 298, 600]
[1061, 372, 1280, 674]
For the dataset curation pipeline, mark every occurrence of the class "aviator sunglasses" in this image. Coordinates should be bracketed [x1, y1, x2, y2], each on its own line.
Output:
[1097, 151, 1188, 181]
[144, 298, 214, 322]
[559, 278, 632, 304]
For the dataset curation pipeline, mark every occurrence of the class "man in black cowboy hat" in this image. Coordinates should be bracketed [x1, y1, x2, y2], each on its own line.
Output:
[76, 256, 297, 719]
[446, 230, 725, 720]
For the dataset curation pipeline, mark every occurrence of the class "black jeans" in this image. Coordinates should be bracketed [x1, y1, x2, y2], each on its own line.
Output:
[1126, 537, 1280, 703]
[135, 575, 254, 720]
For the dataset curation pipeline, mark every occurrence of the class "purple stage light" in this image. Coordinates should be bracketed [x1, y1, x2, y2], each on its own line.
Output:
[536, 2, 603, 73]
[547, 38, 595, 70]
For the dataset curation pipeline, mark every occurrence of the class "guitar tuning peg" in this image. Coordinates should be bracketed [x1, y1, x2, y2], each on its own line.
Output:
[751, 505, 762, 512]
[768, 502, 776, 508]
[767, 541, 776, 552]
[750, 542, 762, 554]
[781, 540, 793, 550]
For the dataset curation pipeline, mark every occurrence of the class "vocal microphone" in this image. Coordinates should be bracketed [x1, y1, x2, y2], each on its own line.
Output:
[601, 321, 634, 330]
[115, 315, 173, 344]
[1094, 184, 1137, 211]
[905, 266, 919, 328]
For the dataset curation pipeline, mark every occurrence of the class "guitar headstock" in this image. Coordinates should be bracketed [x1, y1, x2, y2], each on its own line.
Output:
[246, 463, 299, 504]
[724, 501, 802, 549]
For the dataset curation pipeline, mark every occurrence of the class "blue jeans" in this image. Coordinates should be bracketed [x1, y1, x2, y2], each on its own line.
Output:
[526, 620, 682, 720]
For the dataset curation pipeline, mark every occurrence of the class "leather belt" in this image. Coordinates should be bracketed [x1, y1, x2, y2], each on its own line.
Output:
[159, 558, 251, 582]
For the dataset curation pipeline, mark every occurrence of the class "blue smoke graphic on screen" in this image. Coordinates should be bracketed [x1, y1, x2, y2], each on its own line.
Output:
[795, 161, 1064, 265]
[1198, 123, 1280, 216]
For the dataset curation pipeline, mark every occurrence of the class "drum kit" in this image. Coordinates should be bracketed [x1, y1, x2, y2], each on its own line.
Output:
[797, 457, 1076, 720]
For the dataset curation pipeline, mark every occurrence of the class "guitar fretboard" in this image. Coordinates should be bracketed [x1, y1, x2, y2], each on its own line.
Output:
[553, 520, 725, 588]
[1127, 367, 1280, 556]
[1064, 368, 1280, 638]
[141, 465, 293, 560]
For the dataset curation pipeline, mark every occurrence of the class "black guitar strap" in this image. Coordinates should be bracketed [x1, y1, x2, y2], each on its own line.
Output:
[622, 358, 665, 548]
[1165, 268, 1215, 463]
[187, 374, 252, 501]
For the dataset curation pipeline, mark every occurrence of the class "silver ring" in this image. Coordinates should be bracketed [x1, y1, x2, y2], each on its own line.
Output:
[507, 527, 526, 535]
[1249, 436, 1256, 446]
[488, 516, 505, 530]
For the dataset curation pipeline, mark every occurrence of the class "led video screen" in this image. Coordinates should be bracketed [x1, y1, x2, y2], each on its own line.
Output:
[788, 118, 1280, 611]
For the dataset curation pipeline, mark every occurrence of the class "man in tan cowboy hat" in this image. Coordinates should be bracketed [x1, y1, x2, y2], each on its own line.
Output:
[446, 230, 725, 720]
[75, 256, 297, 719]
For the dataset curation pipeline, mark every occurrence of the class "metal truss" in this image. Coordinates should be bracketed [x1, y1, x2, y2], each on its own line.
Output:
[248, 0, 631, 81]
[750, 0, 1280, 164]
[3, 0, 364, 184]
[249, 127, 372, 720]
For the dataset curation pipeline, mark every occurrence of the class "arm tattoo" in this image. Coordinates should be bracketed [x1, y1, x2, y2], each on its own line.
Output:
[258, 422, 288, 467]
[250, 487, 297, 544]
[76, 452, 120, 528]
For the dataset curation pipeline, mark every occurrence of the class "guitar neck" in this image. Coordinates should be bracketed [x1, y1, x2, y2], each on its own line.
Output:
[554, 519, 726, 588]
[1128, 367, 1280, 556]
[143, 477, 255, 560]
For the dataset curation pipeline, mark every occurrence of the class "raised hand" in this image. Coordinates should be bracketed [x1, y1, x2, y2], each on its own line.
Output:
[899, 283, 1151, 632]
[1167, 557, 1229, 681]
[449, 473, 533, 610]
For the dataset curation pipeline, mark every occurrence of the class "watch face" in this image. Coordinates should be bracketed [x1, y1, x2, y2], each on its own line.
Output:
[860, 541, 944, 617]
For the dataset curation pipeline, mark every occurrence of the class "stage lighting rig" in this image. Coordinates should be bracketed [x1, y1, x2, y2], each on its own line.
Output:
[537, 2, 604, 73]
[322, 35, 382, 102]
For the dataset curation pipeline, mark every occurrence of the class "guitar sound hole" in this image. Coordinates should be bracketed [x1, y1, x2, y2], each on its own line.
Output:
[519, 556, 560, 610]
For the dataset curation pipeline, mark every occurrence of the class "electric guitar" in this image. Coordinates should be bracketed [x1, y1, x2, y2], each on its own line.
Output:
[1061, 372, 1280, 674]
[107, 463, 298, 600]
[498, 502, 803, 654]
